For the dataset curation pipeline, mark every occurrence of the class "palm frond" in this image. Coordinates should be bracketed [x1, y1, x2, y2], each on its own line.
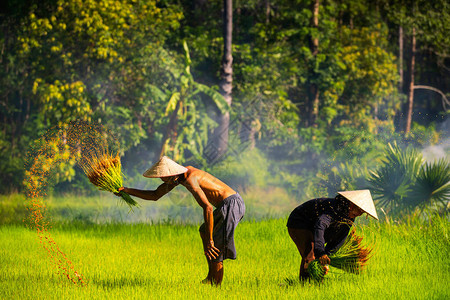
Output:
[408, 159, 450, 208]
[368, 142, 423, 212]
[193, 82, 230, 113]
[164, 92, 180, 116]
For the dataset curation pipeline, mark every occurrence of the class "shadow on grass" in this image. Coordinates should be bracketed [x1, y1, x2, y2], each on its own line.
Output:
[281, 277, 299, 287]
[280, 276, 324, 288]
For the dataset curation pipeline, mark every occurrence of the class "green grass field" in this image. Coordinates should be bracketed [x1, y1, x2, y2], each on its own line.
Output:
[1, 200, 449, 300]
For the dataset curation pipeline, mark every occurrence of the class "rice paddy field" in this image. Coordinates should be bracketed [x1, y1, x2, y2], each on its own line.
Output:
[1, 194, 449, 299]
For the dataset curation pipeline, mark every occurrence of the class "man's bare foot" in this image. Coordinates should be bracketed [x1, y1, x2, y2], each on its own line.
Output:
[201, 277, 222, 286]
[201, 277, 212, 285]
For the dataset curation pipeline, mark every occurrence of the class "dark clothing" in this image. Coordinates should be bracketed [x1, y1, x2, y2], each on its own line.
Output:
[199, 193, 245, 262]
[287, 197, 353, 258]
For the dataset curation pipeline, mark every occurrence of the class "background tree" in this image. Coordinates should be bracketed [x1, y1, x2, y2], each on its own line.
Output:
[385, 0, 450, 134]
[306, 0, 320, 127]
[158, 41, 229, 162]
[0, 0, 447, 196]
[210, 0, 234, 161]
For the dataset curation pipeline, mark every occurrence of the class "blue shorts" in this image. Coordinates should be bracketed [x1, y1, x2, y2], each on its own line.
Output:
[199, 193, 245, 262]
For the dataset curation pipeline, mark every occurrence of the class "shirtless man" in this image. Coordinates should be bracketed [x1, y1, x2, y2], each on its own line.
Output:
[119, 156, 245, 285]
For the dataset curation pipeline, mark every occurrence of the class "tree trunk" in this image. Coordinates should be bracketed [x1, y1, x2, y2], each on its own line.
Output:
[405, 27, 415, 134]
[307, 0, 320, 127]
[265, 0, 270, 24]
[398, 26, 403, 92]
[239, 119, 257, 150]
[395, 25, 404, 132]
[211, 0, 233, 159]
[159, 99, 181, 158]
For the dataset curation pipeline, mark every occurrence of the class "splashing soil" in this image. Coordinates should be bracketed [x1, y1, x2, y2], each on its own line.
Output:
[24, 121, 128, 286]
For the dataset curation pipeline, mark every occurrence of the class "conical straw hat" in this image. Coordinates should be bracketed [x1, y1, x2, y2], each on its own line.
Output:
[337, 189, 378, 220]
[143, 156, 188, 178]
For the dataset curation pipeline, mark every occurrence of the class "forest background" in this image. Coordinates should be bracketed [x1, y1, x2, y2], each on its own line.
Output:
[0, 0, 449, 221]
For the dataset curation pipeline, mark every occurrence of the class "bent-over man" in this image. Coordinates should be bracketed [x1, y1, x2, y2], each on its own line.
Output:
[287, 190, 378, 281]
[119, 156, 245, 285]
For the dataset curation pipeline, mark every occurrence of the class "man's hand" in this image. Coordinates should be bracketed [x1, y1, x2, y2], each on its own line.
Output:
[319, 254, 330, 265]
[323, 264, 329, 275]
[205, 240, 220, 261]
[114, 187, 125, 197]
[303, 254, 316, 272]
[318, 255, 330, 275]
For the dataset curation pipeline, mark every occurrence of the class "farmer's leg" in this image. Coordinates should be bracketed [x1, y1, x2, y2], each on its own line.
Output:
[200, 230, 224, 285]
[210, 261, 223, 285]
[200, 230, 212, 283]
[288, 227, 314, 281]
[302, 239, 315, 278]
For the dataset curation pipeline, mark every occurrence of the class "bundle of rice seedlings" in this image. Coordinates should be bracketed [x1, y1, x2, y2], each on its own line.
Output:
[307, 260, 327, 282]
[329, 229, 373, 273]
[307, 229, 373, 281]
[79, 151, 137, 208]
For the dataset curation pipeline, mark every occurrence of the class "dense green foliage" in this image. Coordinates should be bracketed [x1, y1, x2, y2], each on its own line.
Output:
[1, 0, 448, 201]
[369, 142, 450, 213]
[0, 215, 448, 299]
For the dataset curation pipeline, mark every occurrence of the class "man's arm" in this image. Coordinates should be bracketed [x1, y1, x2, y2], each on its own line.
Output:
[325, 222, 352, 254]
[184, 174, 220, 260]
[314, 214, 332, 265]
[122, 181, 177, 201]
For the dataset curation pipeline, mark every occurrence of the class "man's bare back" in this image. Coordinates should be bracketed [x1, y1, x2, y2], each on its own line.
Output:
[120, 166, 235, 207]
[181, 166, 236, 207]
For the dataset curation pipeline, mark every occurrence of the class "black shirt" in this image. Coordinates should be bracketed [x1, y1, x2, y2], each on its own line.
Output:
[287, 197, 353, 257]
